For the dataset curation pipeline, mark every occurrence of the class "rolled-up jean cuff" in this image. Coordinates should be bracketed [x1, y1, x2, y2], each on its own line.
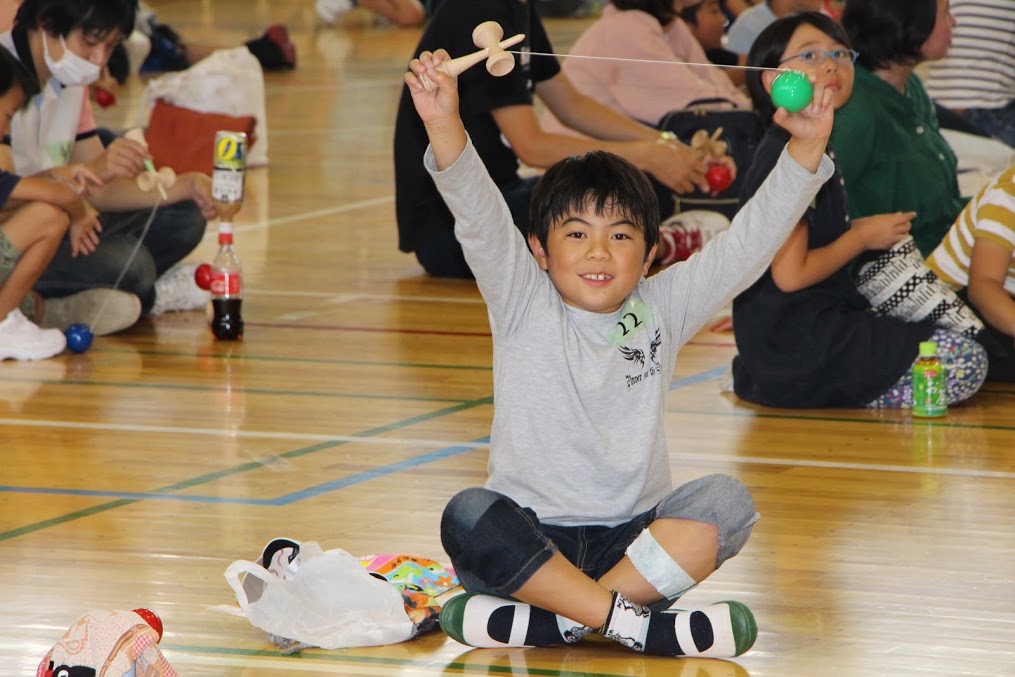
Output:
[498, 543, 557, 597]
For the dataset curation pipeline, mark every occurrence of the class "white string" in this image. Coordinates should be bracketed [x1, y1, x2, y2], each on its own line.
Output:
[88, 194, 162, 328]
[507, 49, 790, 73]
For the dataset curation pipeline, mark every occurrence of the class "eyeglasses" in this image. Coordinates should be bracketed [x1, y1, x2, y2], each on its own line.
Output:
[779, 48, 859, 66]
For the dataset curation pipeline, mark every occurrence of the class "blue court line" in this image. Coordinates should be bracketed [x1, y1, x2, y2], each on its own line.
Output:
[670, 365, 727, 390]
[0, 397, 494, 541]
[0, 440, 489, 507]
[0, 365, 728, 524]
[272, 441, 486, 505]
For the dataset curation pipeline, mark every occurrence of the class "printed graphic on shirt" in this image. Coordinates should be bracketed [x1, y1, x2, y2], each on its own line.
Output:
[621, 327, 663, 391]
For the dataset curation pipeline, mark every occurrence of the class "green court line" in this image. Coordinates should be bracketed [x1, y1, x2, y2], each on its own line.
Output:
[0, 397, 493, 542]
[164, 643, 640, 677]
[0, 377, 471, 403]
[667, 407, 1015, 432]
[0, 499, 138, 541]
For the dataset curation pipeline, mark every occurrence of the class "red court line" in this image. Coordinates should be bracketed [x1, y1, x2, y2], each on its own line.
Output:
[248, 321, 738, 346]
[246, 321, 492, 337]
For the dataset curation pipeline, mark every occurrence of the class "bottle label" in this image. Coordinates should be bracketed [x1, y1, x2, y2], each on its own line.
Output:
[912, 364, 947, 417]
[212, 169, 244, 204]
[212, 131, 247, 204]
[210, 272, 241, 297]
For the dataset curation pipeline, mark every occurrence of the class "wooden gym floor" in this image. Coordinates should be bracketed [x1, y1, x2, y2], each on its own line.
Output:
[0, 1, 1012, 675]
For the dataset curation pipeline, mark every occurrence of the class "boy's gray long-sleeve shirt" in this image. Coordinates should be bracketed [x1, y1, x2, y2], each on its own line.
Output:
[427, 139, 833, 527]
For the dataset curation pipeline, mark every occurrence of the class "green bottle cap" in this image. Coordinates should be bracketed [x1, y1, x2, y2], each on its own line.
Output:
[919, 341, 938, 357]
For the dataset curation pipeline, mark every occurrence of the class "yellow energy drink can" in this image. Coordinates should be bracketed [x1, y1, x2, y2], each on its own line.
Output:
[212, 131, 247, 205]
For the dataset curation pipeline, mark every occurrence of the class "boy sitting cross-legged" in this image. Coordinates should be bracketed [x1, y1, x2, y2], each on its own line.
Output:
[404, 49, 835, 658]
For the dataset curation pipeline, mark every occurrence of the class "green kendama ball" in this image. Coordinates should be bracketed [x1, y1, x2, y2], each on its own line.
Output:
[771, 71, 813, 113]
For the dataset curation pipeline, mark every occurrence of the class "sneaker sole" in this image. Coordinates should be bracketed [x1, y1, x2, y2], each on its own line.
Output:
[88, 292, 143, 336]
[0, 338, 66, 361]
[438, 592, 473, 646]
[41, 289, 142, 336]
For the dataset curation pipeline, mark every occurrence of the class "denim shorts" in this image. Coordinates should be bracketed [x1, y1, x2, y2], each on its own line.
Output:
[441, 473, 759, 599]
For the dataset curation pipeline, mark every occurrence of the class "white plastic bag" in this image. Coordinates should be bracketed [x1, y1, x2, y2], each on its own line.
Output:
[224, 542, 414, 649]
[135, 47, 269, 166]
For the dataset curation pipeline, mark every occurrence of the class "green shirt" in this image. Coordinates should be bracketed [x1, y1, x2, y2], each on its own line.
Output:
[831, 66, 968, 257]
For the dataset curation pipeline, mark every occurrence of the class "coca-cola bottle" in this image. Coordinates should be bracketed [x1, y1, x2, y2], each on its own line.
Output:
[210, 224, 243, 340]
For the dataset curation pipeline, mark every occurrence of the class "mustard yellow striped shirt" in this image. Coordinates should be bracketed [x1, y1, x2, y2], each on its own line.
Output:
[926, 164, 1015, 295]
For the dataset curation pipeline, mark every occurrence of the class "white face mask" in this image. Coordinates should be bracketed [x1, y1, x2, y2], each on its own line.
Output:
[42, 34, 102, 87]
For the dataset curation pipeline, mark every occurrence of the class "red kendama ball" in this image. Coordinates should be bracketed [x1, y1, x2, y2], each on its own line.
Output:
[194, 263, 213, 291]
[94, 87, 116, 108]
[706, 164, 733, 194]
[133, 608, 163, 642]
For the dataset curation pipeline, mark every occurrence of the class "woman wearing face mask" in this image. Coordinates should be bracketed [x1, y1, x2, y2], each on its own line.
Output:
[0, 0, 220, 333]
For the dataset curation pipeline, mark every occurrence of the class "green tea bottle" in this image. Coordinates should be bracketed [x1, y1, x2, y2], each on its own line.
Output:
[912, 341, 947, 417]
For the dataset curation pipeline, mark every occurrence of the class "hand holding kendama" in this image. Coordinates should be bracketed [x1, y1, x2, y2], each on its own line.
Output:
[125, 128, 176, 201]
[690, 128, 735, 194]
[418, 21, 525, 91]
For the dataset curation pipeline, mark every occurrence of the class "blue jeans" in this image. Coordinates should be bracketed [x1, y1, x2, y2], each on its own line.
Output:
[963, 100, 1015, 149]
[414, 176, 539, 279]
[441, 474, 759, 602]
[34, 201, 207, 314]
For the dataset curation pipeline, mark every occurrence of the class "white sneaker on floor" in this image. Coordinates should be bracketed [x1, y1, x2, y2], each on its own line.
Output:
[658, 210, 731, 266]
[316, 0, 355, 23]
[151, 263, 211, 316]
[0, 309, 66, 360]
[40, 289, 141, 336]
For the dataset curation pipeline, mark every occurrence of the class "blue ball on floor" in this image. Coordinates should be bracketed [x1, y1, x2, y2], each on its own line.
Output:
[65, 323, 94, 354]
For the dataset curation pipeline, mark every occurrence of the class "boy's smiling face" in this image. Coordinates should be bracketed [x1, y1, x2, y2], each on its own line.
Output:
[528, 203, 656, 315]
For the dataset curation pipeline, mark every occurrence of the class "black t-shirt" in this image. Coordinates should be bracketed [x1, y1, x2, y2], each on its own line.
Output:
[393, 0, 560, 253]
[730, 126, 933, 408]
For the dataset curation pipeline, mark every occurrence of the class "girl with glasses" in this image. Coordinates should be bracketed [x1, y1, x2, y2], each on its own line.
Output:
[728, 11, 987, 409]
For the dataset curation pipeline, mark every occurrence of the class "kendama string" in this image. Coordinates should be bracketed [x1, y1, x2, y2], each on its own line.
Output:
[506, 49, 792, 73]
[88, 196, 162, 328]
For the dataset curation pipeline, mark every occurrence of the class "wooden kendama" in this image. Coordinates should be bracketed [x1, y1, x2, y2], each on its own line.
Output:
[125, 128, 176, 201]
[419, 21, 525, 90]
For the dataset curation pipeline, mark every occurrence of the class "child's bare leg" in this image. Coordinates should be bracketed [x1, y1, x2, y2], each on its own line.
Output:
[598, 518, 719, 605]
[0, 204, 69, 318]
[510, 519, 719, 625]
[510, 552, 613, 629]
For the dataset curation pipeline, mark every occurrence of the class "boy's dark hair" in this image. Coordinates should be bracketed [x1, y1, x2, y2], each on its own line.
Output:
[841, 0, 937, 71]
[529, 151, 660, 259]
[0, 47, 40, 104]
[745, 11, 851, 125]
[15, 0, 138, 41]
[612, 0, 678, 27]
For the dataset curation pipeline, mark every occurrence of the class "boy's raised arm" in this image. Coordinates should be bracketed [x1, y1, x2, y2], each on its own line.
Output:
[405, 50, 468, 171]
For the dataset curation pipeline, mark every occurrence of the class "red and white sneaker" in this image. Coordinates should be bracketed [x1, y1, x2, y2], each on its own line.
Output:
[657, 210, 731, 266]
